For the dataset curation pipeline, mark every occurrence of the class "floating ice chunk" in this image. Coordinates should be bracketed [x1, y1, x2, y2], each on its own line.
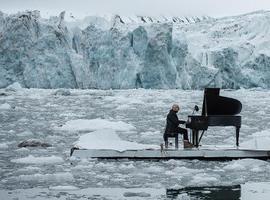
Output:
[74, 129, 158, 151]
[241, 130, 270, 150]
[119, 163, 135, 171]
[18, 130, 33, 137]
[16, 172, 73, 182]
[5, 82, 22, 91]
[53, 89, 71, 96]
[11, 155, 64, 164]
[223, 162, 246, 171]
[15, 147, 30, 153]
[0, 187, 164, 200]
[0, 143, 8, 149]
[116, 104, 130, 110]
[49, 185, 79, 191]
[241, 182, 270, 200]
[0, 103, 11, 110]
[173, 166, 203, 175]
[60, 118, 136, 132]
[223, 158, 268, 173]
[143, 166, 164, 173]
[189, 173, 219, 186]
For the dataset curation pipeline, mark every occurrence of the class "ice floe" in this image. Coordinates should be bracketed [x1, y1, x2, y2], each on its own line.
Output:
[242, 182, 270, 200]
[189, 173, 219, 186]
[15, 172, 74, 182]
[241, 130, 270, 150]
[223, 158, 269, 173]
[74, 129, 158, 151]
[49, 185, 79, 191]
[53, 89, 71, 96]
[60, 118, 136, 132]
[11, 155, 64, 165]
[5, 82, 22, 92]
[0, 143, 9, 149]
[0, 103, 11, 110]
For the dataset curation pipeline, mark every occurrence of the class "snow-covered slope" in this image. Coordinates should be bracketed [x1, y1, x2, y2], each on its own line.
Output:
[1, 10, 270, 89]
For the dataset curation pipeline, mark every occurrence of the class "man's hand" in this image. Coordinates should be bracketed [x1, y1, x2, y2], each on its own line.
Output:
[179, 120, 186, 124]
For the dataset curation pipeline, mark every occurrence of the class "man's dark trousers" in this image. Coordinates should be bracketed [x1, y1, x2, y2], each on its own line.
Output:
[163, 127, 189, 148]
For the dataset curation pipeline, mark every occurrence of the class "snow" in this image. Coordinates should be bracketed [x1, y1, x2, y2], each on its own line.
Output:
[11, 155, 64, 164]
[60, 118, 136, 132]
[75, 129, 158, 151]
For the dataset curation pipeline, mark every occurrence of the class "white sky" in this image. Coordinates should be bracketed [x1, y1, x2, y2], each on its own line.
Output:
[1, 0, 270, 19]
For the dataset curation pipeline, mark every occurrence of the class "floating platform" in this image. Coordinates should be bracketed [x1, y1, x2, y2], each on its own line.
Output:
[71, 147, 270, 160]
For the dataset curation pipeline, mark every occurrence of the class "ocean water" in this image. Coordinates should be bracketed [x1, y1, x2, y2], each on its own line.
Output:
[0, 88, 270, 199]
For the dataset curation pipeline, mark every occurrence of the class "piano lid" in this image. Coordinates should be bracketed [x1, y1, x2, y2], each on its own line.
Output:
[202, 88, 242, 116]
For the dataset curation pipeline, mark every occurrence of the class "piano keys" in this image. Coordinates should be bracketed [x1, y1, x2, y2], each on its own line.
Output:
[186, 88, 242, 147]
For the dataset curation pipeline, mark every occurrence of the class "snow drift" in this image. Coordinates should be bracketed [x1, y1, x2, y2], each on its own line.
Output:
[1, 10, 270, 89]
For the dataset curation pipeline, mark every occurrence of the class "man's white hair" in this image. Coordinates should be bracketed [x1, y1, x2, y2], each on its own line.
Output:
[172, 104, 179, 109]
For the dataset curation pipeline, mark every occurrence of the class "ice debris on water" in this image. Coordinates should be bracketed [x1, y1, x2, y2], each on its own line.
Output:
[0, 103, 11, 110]
[5, 82, 23, 92]
[11, 155, 64, 164]
[53, 89, 71, 96]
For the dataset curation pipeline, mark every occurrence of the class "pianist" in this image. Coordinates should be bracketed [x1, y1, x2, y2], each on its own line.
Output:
[164, 104, 193, 148]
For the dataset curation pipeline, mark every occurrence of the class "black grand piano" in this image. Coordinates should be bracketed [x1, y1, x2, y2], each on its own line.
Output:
[186, 88, 242, 147]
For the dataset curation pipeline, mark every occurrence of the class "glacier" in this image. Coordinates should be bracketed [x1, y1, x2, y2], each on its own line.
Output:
[1, 10, 270, 89]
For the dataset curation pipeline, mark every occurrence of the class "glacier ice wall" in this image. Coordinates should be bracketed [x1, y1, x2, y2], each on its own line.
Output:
[1, 10, 270, 89]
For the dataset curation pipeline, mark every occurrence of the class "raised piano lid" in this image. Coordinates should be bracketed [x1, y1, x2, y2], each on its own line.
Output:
[202, 88, 242, 116]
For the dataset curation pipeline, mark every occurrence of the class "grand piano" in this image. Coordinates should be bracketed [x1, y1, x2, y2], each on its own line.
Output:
[186, 88, 242, 147]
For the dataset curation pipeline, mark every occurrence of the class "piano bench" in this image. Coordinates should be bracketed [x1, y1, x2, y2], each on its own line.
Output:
[164, 133, 179, 149]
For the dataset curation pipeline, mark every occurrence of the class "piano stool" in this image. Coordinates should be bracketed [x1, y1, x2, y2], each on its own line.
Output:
[165, 133, 182, 149]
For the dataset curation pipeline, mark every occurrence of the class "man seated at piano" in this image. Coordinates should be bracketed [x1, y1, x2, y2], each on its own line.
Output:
[164, 104, 194, 148]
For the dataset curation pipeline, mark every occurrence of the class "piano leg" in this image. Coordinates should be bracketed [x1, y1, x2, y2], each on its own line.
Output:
[236, 127, 240, 147]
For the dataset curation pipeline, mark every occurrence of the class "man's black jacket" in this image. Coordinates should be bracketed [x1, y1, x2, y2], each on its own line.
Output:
[165, 109, 185, 134]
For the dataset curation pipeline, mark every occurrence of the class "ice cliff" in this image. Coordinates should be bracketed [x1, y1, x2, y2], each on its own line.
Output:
[1, 10, 270, 89]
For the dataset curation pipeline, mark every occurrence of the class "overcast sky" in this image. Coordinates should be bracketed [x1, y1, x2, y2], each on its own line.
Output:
[1, 0, 270, 19]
